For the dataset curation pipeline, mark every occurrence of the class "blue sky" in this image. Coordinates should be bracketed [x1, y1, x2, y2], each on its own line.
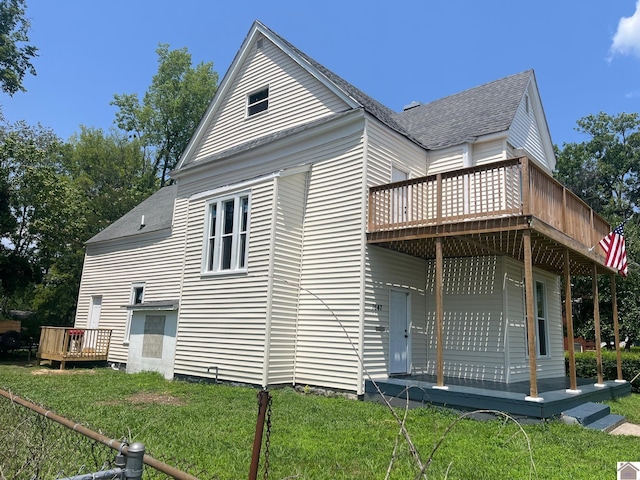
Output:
[2, 1, 640, 148]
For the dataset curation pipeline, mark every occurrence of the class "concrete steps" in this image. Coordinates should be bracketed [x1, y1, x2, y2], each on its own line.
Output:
[561, 402, 626, 432]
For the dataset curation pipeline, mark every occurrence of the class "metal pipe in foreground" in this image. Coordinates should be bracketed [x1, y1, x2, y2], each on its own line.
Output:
[248, 389, 270, 480]
[0, 388, 198, 480]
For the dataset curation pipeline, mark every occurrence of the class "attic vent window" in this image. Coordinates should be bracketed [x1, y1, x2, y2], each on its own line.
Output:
[525, 94, 530, 114]
[247, 87, 269, 117]
[256, 38, 263, 49]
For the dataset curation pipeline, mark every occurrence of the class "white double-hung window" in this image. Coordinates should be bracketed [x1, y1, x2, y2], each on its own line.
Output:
[203, 192, 250, 273]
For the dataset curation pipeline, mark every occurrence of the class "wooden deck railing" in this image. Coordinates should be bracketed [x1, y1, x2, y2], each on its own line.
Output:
[368, 157, 610, 254]
[38, 327, 112, 368]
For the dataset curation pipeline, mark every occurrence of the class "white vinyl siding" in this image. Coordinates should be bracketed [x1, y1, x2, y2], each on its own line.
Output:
[173, 181, 273, 385]
[508, 86, 548, 170]
[173, 126, 365, 389]
[473, 139, 507, 165]
[424, 256, 507, 382]
[74, 222, 184, 365]
[192, 35, 349, 161]
[426, 147, 464, 175]
[504, 258, 565, 382]
[365, 118, 427, 188]
[293, 137, 365, 391]
[364, 247, 428, 378]
[267, 171, 308, 385]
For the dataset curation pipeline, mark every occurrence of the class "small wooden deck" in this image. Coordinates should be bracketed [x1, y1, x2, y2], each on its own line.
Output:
[38, 327, 112, 369]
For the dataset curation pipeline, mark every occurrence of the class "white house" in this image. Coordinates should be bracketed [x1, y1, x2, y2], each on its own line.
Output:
[74, 21, 622, 405]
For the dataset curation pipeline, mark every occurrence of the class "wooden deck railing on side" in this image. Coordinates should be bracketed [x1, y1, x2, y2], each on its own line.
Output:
[38, 327, 112, 369]
[368, 157, 609, 256]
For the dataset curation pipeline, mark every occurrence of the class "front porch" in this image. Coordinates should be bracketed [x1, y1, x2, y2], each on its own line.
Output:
[365, 375, 631, 419]
[367, 156, 626, 400]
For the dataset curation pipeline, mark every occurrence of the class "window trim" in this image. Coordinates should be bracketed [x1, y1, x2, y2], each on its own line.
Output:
[124, 283, 145, 344]
[524, 278, 550, 358]
[202, 191, 251, 275]
[246, 86, 269, 117]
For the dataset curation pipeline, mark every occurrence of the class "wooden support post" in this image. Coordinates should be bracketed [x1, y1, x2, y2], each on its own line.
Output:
[611, 274, 623, 381]
[435, 236, 444, 387]
[564, 250, 578, 392]
[592, 264, 604, 386]
[523, 230, 538, 399]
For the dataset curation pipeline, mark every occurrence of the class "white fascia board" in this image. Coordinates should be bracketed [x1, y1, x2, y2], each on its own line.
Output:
[176, 22, 267, 170]
[255, 21, 359, 109]
[189, 164, 312, 202]
[173, 108, 364, 181]
[470, 130, 509, 145]
[527, 74, 556, 171]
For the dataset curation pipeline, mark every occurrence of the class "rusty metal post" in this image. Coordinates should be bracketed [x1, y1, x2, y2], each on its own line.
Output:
[249, 390, 270, 480]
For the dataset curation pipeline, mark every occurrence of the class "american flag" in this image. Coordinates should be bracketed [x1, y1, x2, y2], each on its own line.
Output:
[599, 223, 628, 277]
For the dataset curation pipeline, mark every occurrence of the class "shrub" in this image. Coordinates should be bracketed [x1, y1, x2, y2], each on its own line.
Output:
[567, 350, 640, 392]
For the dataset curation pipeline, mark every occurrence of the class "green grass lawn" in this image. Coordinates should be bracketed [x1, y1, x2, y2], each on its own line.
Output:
[1, 362, 639, 479]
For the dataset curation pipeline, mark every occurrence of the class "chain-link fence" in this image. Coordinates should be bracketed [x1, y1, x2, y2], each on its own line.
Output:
[0, 389, 215, 479]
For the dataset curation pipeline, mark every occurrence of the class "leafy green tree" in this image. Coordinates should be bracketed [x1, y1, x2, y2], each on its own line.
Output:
[31, 127, 157, 326]
[112, 44, 218, 185]
[556, 112, 640, 349]
[0, 121, 157, 324]
[0, 0, 37, 96]
[65, 126, 157, 236]
[0, 121, 61, 312]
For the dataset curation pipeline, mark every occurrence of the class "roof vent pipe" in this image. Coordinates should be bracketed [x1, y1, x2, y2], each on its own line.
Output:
[403, 101, 422, 111]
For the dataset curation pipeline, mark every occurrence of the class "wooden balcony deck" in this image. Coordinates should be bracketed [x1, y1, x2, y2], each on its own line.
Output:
[38, 327, 112, 369]
[368, 157, 612, 275]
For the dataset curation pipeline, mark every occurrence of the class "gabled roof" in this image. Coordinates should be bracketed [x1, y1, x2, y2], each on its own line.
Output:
[175, 21, 420, 171]
[260, 22, 418, 144]
[86, 185, 177, 244]
[395, 70, 533, 150]
[175, 21, 553, 175]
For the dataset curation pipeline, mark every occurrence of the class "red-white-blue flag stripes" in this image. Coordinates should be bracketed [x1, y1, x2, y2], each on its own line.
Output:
[599, 223, 628, 277]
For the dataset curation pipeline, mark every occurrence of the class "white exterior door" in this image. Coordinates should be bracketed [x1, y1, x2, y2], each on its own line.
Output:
[86, 296, 102, 350]
[391, 166, 408, 223]
[89, 296, 101, 329]
[389, 290, 410, 374]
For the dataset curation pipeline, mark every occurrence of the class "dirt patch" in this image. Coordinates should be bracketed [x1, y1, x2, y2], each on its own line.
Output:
[127, 392, 186, 406]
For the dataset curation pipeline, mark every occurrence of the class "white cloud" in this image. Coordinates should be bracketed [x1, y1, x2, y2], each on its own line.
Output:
[611, 0, 640, 58]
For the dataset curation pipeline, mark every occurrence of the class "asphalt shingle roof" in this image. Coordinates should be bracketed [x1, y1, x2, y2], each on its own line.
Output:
[394, 70, 533, 150]
[86, 185, 177, 244]
[258, 22, 420, 145]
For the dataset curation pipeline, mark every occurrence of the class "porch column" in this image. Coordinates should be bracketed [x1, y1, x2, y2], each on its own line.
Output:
[564, 250, 579, 392]
[435, 236, 445, 388]
[592, 264, 605, 386]
[523, 230, 539, 400]
[610, 274, 624, 381]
